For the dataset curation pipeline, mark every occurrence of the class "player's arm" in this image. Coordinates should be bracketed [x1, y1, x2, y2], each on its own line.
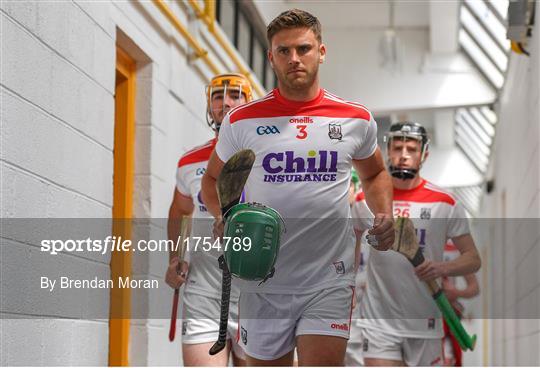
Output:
[416, 234, 481, 281]
[351, 201, 369, 270]
[353, 148, 393, 220]
[353, 229, 363, 272]
[352, 148, 394, 250]
[444, 273, 480, 303]
[165, 188, 193, 288]
[351, 197, 371, 307]
[461, 273, 480, 298]
[445, 234, 481, 277]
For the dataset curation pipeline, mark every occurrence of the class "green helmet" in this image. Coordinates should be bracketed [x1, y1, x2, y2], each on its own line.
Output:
[223, 203, 285, 282]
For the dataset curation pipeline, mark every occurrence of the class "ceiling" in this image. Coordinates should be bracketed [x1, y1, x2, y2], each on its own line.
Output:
[255, 0, 430, 29]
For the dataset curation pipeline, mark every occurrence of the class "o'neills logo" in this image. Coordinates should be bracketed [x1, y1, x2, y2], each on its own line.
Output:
[289, 117, 314, 124]
[331, 323, 349, 331]
[262, 150, 338, 183]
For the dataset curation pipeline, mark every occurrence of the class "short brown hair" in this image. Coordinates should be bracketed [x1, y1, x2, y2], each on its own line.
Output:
[266, 9, 322, 46]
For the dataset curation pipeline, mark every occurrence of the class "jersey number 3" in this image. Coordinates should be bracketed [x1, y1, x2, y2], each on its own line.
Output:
[296, 125, 308, 140]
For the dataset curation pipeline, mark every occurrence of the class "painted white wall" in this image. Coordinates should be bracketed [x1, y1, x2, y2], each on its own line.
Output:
[422, 147, 483, 187]
[1, 0, 264, 365]
[476, 20, 540, 366]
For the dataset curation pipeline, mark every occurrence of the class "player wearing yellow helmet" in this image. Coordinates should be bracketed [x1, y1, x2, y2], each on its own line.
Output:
[165, 73, 252, 366]
[205, 73, 253, 132]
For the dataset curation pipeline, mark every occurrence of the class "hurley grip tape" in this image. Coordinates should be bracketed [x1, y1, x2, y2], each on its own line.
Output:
[410, 248, 425, 267]
[209, 255, 232, 355]
[434, 292, 476, 351]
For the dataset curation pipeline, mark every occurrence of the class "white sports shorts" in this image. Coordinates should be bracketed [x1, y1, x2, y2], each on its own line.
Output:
[360, 327, 443, 366]
[237, 286, 355, 360]
[182, 292, 244, 359]
[345, 308, 365, 366]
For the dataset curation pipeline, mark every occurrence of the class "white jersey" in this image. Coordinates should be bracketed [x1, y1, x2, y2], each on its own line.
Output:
[215, 88, 378, 294]
[443, 241, 460, 262]
[353, 179, 470, 338]
[176, 138, 239, 300]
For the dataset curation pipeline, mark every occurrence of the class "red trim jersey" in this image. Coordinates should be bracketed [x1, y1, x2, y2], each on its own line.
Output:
[353, 179, 470, 338]
[443, 240, 460, 262]
[176, 138, 239, 300]
[215, 88, 378, 294]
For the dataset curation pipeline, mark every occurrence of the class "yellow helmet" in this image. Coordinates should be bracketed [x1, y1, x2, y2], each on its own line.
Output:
[206, 73, 253, 105]
[206, 73, 253, 131]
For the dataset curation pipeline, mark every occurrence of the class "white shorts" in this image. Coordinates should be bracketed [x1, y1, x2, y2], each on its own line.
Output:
[345, 311, 364, 366]
[238, 286, 355, 360]
[360, 327, 443, 366]
[182, 292, 244, 359]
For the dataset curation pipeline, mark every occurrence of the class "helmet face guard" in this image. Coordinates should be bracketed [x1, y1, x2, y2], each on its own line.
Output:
[206, 73, 253, 131]
[384, 122, 429, 180]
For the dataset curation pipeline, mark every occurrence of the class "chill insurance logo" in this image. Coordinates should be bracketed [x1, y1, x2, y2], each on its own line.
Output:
[262, 150, 338, 182]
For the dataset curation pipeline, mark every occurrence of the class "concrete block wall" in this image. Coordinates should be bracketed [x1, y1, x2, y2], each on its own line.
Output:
[1, 1, 114, 364]
[2, 0, 264, 365]
[478, 22, 540, 366]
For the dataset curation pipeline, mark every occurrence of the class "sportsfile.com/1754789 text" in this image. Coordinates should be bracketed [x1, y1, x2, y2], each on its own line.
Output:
[39, 236, 251, 255]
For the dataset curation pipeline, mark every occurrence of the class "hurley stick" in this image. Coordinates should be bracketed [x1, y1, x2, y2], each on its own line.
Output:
[392, 217, 477, 351]
[209, 149, 255, 355]
[168, 215, 191, 342]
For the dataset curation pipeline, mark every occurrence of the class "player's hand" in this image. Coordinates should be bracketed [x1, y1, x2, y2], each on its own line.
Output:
[366, 213, 394, 251]
[213, 215, 224, 240]
[414, 260, 447, 281]
[442, 278, 460, 302]
[165, 257, 189, 289]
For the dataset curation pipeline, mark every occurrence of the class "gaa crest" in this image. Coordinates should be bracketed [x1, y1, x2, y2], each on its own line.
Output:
[333, 261, 345, 274]
[420, 208, 431, 220]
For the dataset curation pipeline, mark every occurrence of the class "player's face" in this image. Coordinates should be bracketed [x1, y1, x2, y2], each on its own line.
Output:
[388, 138, 424, 171]
[210, 88, 247, 124]
[268, 27, 326, 92]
